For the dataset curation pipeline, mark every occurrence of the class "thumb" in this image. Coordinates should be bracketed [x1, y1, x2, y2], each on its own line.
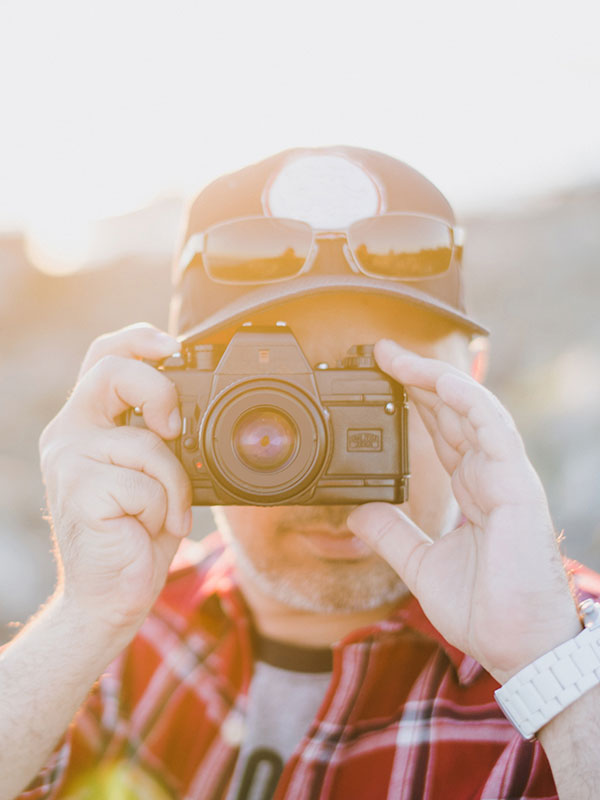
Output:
[347, 503, 433, 595]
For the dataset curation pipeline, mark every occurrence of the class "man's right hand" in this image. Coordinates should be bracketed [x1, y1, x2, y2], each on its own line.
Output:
[39, 323, 193, 636]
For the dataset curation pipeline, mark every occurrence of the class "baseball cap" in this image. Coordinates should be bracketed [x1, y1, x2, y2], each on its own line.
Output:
[169, 146, 488, 339]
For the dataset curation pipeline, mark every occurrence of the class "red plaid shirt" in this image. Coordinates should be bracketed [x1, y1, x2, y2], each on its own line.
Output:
[21, 535, 600, 800]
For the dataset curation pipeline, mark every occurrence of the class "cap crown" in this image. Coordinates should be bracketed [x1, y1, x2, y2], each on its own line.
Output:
[170, 146, 485, 338]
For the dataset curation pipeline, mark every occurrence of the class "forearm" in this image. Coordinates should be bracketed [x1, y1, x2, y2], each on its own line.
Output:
[538, 684, 600, 800]
[0, 593, 133, 800]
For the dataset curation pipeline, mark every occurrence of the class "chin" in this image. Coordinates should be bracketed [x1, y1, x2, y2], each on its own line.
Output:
[229, 534, 407, 613]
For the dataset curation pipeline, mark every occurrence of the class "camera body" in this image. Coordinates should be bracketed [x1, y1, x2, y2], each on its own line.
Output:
[125, 324, 409, 505]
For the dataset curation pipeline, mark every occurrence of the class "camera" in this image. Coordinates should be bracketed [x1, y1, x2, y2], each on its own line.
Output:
[124, 324, 409, 505]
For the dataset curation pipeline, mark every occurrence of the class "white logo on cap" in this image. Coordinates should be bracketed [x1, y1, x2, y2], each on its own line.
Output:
[264, 154, 384, 229]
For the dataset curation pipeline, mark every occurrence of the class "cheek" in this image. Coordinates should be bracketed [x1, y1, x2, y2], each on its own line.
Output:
[405, 405, 454, 527]
[216, 507, 276, 544]
[216, 507, 303, 560]
[407, 403, 439, 472]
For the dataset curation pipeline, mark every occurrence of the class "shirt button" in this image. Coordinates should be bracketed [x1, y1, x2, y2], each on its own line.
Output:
[222, 710, 246, 746]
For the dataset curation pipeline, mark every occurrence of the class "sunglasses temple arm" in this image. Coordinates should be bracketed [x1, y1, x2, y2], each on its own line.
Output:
[177, 232, 206, 282]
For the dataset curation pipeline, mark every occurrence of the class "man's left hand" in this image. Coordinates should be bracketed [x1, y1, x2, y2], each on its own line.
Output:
[347, 338, 581, 684]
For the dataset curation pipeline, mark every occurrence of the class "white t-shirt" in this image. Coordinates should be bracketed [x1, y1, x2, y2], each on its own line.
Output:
[226, 635, 333, 800]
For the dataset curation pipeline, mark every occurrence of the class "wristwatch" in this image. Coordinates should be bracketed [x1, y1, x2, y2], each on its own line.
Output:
[494, 599, 600, 739]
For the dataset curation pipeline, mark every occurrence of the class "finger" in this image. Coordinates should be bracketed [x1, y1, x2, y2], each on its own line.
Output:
[375, 340, 493, 462]
[375, 339, 471, 425]
[347, 503, 433, 596]
[437, 372, 514, 429]
[461, 415, 479, 447]
[376, 339, 477, 450]
[436, 374, 523, 461]
[409, 384, 480, 452]
[408, 398, 462, 474]
[68, 356, 181, 440]
[90, 426, 192, 537]
[75, 462, 169, 538]
[402, 385, 476, 478]
[374, 338, 469, 394]
[78, 324, 179, 380]
[450, 469, 485, 528]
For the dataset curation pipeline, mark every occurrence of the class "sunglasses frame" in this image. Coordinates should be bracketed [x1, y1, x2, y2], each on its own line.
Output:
[177, 212, 464, 286]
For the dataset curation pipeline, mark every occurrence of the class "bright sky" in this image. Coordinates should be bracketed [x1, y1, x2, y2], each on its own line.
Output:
[1, 0, 599, 272]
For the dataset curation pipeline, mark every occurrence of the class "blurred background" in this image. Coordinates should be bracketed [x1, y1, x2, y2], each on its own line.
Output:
[1, 0, 599, 645]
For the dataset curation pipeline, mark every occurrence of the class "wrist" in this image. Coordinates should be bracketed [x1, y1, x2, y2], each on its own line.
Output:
[491, 613, 583, 686]
[489, 594, 583, 686]
[52, 591, 142, 664]
[494, 600, 600, 740]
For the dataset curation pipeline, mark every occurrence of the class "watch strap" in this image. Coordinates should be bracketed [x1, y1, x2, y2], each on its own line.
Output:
[494, 600, 600, 739]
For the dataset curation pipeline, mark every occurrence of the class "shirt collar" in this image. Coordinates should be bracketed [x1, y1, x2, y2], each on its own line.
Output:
[184, 536, 485, 688]
[395, 596, 485, 686]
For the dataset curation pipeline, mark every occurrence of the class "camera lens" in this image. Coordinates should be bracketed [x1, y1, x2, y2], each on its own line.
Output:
[202, 379, 330, 503]
[233, 408, 297, 470]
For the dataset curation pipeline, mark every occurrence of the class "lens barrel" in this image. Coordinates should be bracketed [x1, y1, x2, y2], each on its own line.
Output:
[201, 379, 330, 503]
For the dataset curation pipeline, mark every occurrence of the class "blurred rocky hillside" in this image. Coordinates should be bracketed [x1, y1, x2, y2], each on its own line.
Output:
[1, 187, 599, 643]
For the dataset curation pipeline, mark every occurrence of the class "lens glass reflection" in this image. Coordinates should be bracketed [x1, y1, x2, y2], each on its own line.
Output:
[348, 214, 453, 278]
[233, 408, 297, 470]
[206, 217, 311, 283]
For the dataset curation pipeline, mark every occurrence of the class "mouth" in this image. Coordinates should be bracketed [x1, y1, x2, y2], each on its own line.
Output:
[295, 527, 373, 560]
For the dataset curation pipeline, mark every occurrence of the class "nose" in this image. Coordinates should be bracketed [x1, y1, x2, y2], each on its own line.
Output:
[308, 236, 357, 277]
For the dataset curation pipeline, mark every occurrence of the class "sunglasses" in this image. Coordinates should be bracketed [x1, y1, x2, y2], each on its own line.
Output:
[178, 213, 464, 285]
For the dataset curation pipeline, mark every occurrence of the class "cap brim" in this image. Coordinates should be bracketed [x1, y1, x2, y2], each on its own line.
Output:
[177, 274, 489, 342]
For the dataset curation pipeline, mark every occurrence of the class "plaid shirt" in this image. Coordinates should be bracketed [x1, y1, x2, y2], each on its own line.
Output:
[21, 534, 600, 800]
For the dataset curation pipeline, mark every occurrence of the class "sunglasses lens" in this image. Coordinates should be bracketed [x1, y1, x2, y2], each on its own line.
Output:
[205, 218, 312, 283]
[348, 216, 454, 279]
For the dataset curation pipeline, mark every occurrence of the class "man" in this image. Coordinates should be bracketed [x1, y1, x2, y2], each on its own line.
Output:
[2, 147, 599, 799]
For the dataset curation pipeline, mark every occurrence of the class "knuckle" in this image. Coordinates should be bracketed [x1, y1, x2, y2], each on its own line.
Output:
[122, 471, 168, 528]
[84, 330, 119, 363]
[84, 336, 106, 363]
[90, 354, 132, 397]
[505, 425, 524, 452]
[370, 513, 399, 549]
[147, 430, 168, 455]
[95, 353, 125, 378]
[142, 378, 180, 424]
[143, 474, 167, 506]
[162, 378, 179, 406]
[126, 425, 166, 454]
[124, 322, 159, 335]
[123, 467, 152, 496]
[77, 353, 126, 393]
[44, 454, 86, 525]
[39, 431, 71, 477]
